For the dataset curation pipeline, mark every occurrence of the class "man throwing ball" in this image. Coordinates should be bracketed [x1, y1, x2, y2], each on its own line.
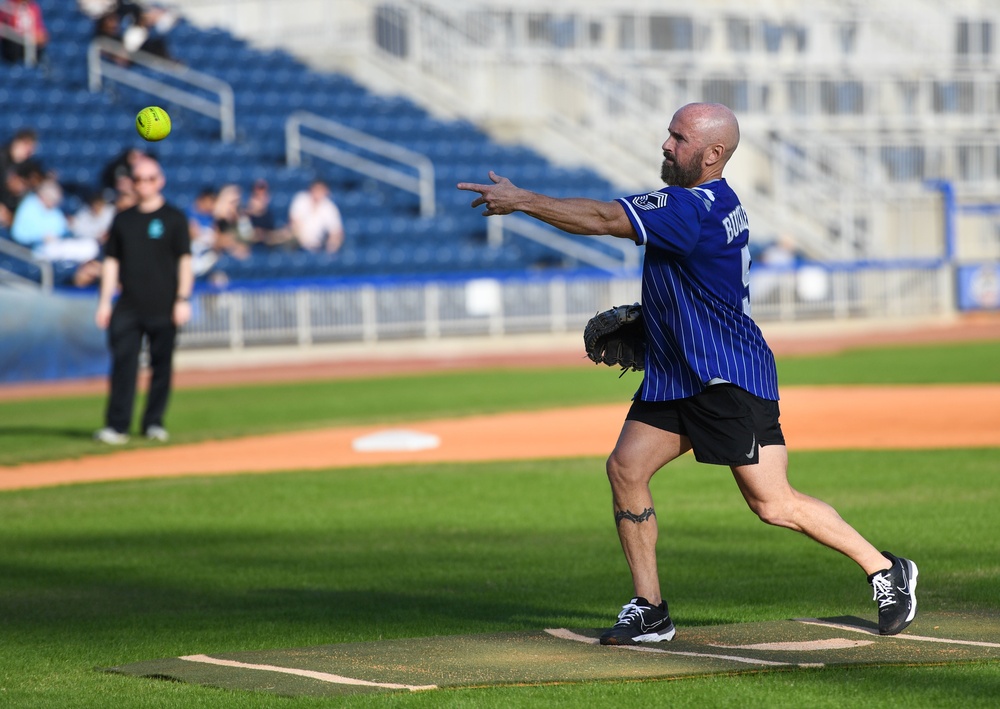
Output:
[457, 103, 917, 644]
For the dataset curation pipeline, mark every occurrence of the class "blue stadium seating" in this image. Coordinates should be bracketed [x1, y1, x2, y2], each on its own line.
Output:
[2, 0, 616, 288]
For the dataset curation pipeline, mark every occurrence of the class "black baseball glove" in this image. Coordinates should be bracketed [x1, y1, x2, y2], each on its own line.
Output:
[583, 303, 646, 374]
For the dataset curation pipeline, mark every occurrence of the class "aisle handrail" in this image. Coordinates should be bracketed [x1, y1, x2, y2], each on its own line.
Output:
[87, 37, 236, 142]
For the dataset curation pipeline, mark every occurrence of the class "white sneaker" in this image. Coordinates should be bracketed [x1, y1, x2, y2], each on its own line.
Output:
[145, 426, 170, 442]
[94, 427, 130, 445]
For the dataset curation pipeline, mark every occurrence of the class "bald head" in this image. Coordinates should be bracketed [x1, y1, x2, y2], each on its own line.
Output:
[130, 155, 166, 210]
[130, 155, 161, 179]
[661, 103, 740, 187]
[678, 102, 740, 159]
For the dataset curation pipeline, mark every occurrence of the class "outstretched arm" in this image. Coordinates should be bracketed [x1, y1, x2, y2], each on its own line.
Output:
[457, 171, 638, 243]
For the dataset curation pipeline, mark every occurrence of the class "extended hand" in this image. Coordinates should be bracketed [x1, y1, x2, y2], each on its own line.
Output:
[456, 171, 520, 216]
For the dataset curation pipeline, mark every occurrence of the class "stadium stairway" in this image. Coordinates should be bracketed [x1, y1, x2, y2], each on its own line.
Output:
[2, 0, 618, 289]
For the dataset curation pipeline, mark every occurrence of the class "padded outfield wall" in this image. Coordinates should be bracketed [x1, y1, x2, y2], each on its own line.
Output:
[0, 288, 107, 384]
[0, 260, 964, 384]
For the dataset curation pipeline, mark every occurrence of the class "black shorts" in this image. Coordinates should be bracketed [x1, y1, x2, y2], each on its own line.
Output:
[626, 384, 785, 466]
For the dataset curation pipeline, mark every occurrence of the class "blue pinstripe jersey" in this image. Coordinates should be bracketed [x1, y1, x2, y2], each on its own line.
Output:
[616, 179, 779, 402]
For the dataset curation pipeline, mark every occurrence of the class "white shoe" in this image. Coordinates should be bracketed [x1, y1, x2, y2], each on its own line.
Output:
[94, 427, 129, 445]
[145, 426, 169, 442]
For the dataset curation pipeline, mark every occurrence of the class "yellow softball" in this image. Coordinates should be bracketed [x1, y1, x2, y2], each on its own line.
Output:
[135, 106, 171, 142]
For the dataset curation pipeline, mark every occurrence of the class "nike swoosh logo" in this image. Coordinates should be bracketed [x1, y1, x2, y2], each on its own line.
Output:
[639, 618, 665, 632]
[745, 434, 757, 459]
[897, 565, 911, 596]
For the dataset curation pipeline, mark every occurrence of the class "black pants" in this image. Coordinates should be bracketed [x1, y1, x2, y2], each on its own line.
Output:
[105, 308, 177, 434]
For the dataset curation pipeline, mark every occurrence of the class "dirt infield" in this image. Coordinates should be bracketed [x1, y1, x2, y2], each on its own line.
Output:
[2, 383, 998, 491]
[1, 314, 998, 491]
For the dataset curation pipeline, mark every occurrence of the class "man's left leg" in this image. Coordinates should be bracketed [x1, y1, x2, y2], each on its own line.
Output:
[599, 420, 688, 645]
[731, 445, 918, 634]
[140, 316, 177, 436]
[731, 445, 888, 573]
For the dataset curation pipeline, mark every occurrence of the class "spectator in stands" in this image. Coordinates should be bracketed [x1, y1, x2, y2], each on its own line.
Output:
[78, 0, 108, 16]
[185, 185, 219, 275]
[0, 0, 48, 65]
[111, 172, 138, 213]
[16, 155, 44, 191]
[92, 10, 127, 65]
[0, 128, 40, 218]
[288, 178, 344, 253]
[751, 234, 799, 303]
[244, 178, 291, 249]
[71, 257, 104, 288]
[0, 158, 42, 228]
[1, 162, 27, 228]
[101, 146, 146, 192]
[71, 189, 116, 244]
[80, 0, 177, 32]
[11, 178, 100, 263]
[58, 190, 117, 290]
[0, 168, 23, 228]
[94, 155, 192, 445]
[186, 185, 214, 238]
[211, 183, 251, 259]
[89, 1, 176, 62]
[761, 235, 799, 269]
[0, 128, 38, 177]
[10, 177, 66, 251]
[18, 156, 44, 188]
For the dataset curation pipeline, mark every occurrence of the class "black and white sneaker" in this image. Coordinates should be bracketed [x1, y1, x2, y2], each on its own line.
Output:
[93, 427, 129, 445]
[144, 425, 169, 442]
[868, 551, 918, 635]
[599, 597, 676, 646]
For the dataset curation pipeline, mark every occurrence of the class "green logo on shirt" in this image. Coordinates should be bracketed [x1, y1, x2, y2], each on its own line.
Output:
[148, 219, 165, 239]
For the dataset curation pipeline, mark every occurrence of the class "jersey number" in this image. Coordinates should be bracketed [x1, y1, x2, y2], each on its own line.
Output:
[741, 244, 751, 316]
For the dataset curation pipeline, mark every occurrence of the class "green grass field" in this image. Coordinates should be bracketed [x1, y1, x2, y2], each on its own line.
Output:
[0, 340, 998, 707]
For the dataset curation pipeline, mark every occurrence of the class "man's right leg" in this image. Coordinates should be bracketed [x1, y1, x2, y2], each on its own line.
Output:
[601, 419, 691, 645]
[605, 419, 689, 604]
[105, 309, 143, 434]
[599, 420, 690, 645]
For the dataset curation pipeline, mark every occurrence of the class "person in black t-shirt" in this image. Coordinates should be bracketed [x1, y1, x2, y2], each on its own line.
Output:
[94, 156, 192, 444]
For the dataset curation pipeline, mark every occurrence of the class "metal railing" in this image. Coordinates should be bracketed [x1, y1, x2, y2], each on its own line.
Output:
[488, 216, 639, 273]
[927, 180, 1000, 262]
[285, 111, 436, 218]
[179, 274, 639, 349]
[0, 238, 53, 291]
[87, 37, 236, 142]
[379, 0, 978, 70]
[177, 262, 953, 351]
[749, 260, 952, 322]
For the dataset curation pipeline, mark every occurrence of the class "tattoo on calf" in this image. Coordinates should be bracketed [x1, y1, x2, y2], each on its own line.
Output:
[615, 507, 656, 526]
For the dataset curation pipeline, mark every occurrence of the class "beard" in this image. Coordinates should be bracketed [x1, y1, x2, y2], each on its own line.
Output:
[660, 150, 704, 187]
